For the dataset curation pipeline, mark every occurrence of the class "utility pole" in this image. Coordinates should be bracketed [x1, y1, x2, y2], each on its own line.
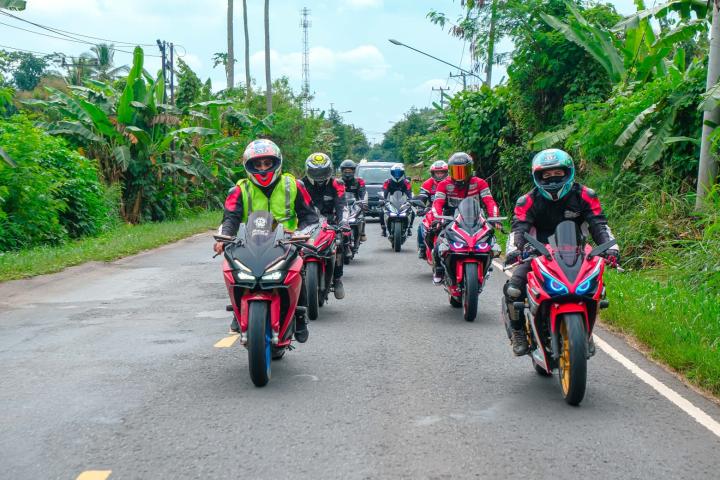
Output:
[300, 7, 311, 115]
[697, 0, 720, 209]
[169, 42, 175, 105]
[432, 86, 450, 108]
[156, 40, 168, 103]
[227, 0, 235, 90]
[485, 0, 498, 87]
[449, 72, 467, 90]
[264, 0, 272, 115]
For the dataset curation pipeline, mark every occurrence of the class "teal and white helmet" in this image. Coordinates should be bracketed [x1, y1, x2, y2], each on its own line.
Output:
[532, 149, 575, 201]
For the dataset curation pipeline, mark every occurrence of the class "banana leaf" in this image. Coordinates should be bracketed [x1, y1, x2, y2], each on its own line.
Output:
[117, 47, 144, 124]
[616, 104, 657, 146]
[47, 121, 103, 143]
[0, 1, 26, 9]
[529, 124, 577, 150]
[124, 126, 152, 146]
[0, 146, 17, 167]
[622, 127, 653, 169]
[113, 145, 132, 171]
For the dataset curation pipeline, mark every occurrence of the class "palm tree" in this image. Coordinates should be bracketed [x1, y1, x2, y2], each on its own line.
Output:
[65, 53, 97, 86]
[264, 0, 272, 114]
[243, 0, 251, 100]
[227, 0, 235, 90]
[89, 43, 128, 82]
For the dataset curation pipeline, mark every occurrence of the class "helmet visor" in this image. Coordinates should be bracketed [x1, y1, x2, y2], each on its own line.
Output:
[449, 164, 471, 182]
[390, 169, 404, 180]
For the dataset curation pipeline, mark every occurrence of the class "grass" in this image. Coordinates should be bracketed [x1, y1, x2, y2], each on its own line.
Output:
[602, 270, 720, 395]
[0, 209, 221, 282]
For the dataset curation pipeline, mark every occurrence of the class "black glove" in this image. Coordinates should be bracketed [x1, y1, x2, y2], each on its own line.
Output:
[505, 250, 521, 266]
[522, 243, 539, 259]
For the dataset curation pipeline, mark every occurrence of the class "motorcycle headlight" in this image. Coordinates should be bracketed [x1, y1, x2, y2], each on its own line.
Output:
[575, 262, 602, 295]
[387, 204, 398, 213]
[541, 270, 568, 296]
[262, 271, 284, 281]
[452, 241, 466, 249]
[237, 271, 256, 281]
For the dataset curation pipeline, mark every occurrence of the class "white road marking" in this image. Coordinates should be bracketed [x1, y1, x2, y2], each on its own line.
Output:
[491, 260, 720, 440]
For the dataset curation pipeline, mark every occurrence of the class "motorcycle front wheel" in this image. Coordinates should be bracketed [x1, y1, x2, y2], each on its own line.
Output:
[305, 262, 320, 320]
[392, 222, 402, 252]
[248, 301, 271, 387]
[462, 263, 479, 322]
[558, 313, 588, 405]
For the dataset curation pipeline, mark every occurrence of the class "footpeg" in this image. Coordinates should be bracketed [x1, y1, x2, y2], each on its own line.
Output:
[225, 304, 233, 311]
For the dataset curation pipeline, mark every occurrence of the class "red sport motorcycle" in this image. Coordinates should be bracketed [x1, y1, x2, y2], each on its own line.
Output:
[434, 198, 504, 322]
[300, 218, 342, 320]
[215, 211, 318, 387]
[502, 220, 617, 405]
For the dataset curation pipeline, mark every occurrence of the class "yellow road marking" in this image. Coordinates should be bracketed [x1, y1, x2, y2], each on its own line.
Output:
[76, 471, 112, 480]
[214, 334, 240, 348]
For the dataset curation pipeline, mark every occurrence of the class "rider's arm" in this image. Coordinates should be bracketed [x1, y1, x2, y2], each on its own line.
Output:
[579, 185, 616, 246]
[431, 180, 447, 217]
[220, 186, 244, 236]
[380, 179, 390, 199]
[416, 179, 434, 205]
[475, 178, 500, 217]
[507, 193, 535, 256]
[357, 178, 367, 203]
[332, 179, 346, 225]
[295, 180, 320, 230]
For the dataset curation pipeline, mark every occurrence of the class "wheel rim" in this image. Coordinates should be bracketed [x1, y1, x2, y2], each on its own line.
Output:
[559, 321, 571, 395]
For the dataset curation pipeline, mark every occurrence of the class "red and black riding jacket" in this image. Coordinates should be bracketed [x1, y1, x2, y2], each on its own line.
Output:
[508, 183, 616, 255]
[432, 177, 499, 218]
[382, 178, 412, 198]
[342, 177, 367, 201]
[302, 177, 346, 225]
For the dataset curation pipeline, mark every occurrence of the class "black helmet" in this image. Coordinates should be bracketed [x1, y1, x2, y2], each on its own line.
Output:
[339, 159, 357, 182]
[448, 152, 473, 186]
[305, 152, 333, 185]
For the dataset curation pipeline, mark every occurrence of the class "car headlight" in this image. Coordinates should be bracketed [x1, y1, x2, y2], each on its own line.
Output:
[262, 271, 284, 281]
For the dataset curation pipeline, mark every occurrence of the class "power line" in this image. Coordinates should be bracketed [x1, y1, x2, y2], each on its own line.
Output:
[0, 43, 65, 56]
[0, 10, 156, 47]
[0, 11, 162, 57]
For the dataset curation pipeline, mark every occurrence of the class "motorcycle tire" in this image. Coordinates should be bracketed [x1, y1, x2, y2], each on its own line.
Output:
[393, 222, 402, 252]
[248, 301, 271, 387]
[558, 313, 588, 405]
[305, 262, 320, 320]
[463, 263, 479, 322]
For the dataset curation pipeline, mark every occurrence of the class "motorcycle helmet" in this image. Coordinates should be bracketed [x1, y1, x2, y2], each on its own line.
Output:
[305, 152, 334, 185]
[339, 159, 357, 183]
[532, 149, 575, 201]
[243, 139, 283, 187]
[448, 152, 473, 186]
[429, 160, 448, 182]
[389, 163, 405, 183]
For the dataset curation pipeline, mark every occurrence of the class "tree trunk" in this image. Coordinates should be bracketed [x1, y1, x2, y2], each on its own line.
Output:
[227, 0, 235, 90]
[243, 0, 251, 100]
[264, 0, 272, 114]
[485, 0, 498, 87]
[697, 0, 720, 209]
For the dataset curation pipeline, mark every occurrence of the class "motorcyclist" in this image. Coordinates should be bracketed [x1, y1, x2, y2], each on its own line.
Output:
[214, 139, 319, 342]
[339, 159, 367, 242]
[415, 160, 448, 259]
[504, 148, 618, 356]
[379, 163, 414, 237]
[301, 152, 347, 300]
[426, 152, 500, 285]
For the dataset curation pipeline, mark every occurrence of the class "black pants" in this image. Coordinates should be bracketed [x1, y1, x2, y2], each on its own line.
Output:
[504, 261, 531, 329]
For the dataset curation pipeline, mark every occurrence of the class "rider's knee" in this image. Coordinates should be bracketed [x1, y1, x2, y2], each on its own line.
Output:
[503, 282, 523, 301]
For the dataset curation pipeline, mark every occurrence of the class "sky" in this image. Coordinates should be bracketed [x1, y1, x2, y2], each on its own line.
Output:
[2, 0, 637, 144]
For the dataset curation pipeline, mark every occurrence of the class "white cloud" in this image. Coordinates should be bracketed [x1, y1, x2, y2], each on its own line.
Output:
[405, 78, 462, 95]
[344, 0, 383, 8]
[250, 45, 389, 82]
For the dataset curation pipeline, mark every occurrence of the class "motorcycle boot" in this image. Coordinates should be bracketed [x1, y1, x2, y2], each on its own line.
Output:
[418, 248, 426, 259]
[229, 315, 240, 334]
[333, 278, 345, 299]
[504, 282, 529, 356]
[295, 313, 309, 343]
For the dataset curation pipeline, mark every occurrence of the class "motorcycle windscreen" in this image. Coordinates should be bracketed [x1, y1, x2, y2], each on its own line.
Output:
[237, 211, 288, 275]
[548, 220, 583, 281]
[389, 191, 407, 209]
[455, 198, 485, 233]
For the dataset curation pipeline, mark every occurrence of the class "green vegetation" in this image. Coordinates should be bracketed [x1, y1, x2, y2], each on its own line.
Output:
[389, 0, 720, 393]
[0, 209, 219, 282]
[1, 43, 368, 267]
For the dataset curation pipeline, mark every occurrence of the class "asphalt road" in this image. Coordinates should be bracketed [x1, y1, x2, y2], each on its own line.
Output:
[1, 222, 719, 480]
